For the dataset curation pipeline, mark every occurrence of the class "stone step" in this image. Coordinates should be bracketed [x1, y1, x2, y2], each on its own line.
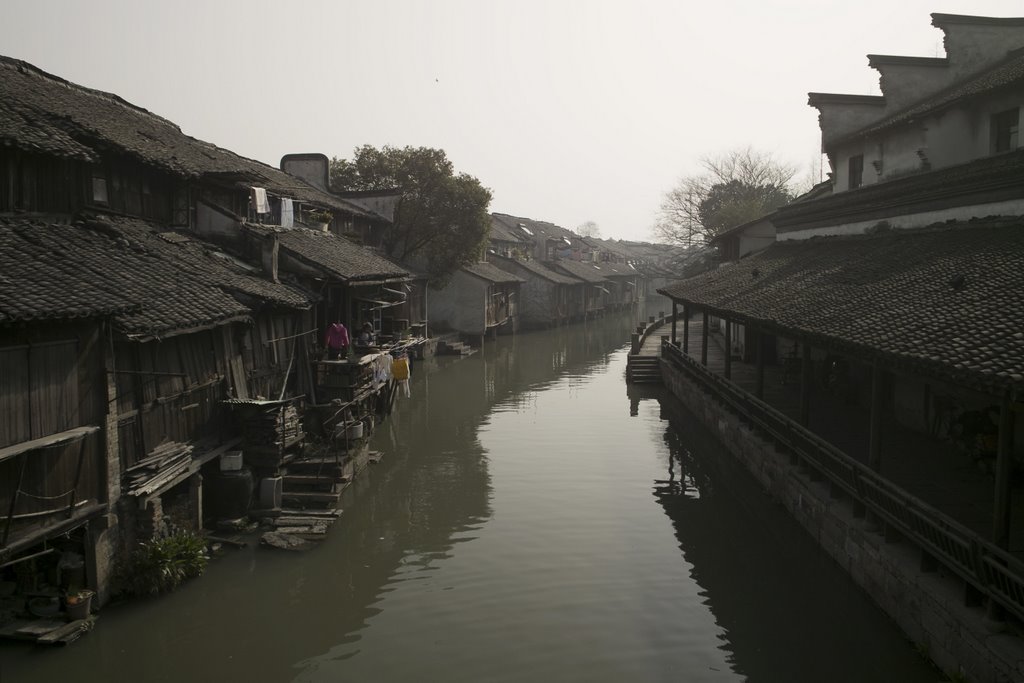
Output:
[281, 490, 341, 508]
[282, 474, 341, 489]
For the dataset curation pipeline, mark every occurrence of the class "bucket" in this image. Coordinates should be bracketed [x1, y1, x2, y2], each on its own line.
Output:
[347, 422, 364, 439]
[66, 590, 93, 621]
[259, 476, 283, 509]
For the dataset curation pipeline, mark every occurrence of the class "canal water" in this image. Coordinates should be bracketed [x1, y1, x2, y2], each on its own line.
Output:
[2, 308, 939, 682]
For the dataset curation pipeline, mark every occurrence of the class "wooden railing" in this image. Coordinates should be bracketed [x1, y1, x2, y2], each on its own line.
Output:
[661, 341, 1024, 622]
[630, 311, 672, 355]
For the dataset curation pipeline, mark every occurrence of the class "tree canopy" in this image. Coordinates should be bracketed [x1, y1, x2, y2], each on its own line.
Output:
[575, 221, 601, 238]
[330, 145, 492, 285]
[654, 147, 797, 246]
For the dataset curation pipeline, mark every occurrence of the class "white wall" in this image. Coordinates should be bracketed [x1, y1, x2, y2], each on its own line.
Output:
[832, 88, 1024, 192]
[428, 270, 487, 336]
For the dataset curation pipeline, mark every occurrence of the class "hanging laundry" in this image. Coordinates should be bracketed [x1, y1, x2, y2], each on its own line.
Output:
[391, 355, 411, 397]
[280, 197, 294, 227]
[250, 186, 270, 214]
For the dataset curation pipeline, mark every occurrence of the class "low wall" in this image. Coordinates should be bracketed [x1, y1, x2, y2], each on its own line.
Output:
[661, 358, 1024, 683]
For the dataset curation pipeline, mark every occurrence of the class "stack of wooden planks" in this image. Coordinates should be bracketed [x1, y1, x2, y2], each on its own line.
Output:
[241, 405, 304, 453]
[124, 442, 193, 496]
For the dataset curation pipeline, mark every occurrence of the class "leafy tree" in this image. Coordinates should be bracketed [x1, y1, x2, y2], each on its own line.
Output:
[698, 180, 792, 236]
[576, 220, 601, 238]
[655, 147, 797, 245]
[330, 145, 492, 285]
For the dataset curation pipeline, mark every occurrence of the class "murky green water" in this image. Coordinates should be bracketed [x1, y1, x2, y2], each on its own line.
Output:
[1, 306, 938, 682]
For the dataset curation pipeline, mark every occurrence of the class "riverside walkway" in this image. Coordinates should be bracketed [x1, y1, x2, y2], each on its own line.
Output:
[638, 317, 1024, 557]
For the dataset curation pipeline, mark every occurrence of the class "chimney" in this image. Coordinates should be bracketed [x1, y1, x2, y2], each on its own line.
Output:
[280, 153, 330, 192]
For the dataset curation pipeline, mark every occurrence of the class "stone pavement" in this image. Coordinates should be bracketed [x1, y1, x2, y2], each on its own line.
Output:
[643, 318, 1024, 556]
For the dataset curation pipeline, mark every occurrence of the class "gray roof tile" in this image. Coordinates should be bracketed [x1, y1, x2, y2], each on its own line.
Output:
[659, 219, 1024, 393]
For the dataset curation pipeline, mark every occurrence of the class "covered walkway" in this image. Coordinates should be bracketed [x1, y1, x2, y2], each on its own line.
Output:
[650, 317, 1024, 557]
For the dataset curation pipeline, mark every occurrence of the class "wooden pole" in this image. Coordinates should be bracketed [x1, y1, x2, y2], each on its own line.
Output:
[724, 318, 732, 380]
[700, 311, 708, 366]
[755, 329, 764, 399]
[993, 394, 1015, 548]
[868, 363, 884, 472]
[682, 304, 690, 355]
[671, 302, 678, 345]
[799, 342, 812, 427]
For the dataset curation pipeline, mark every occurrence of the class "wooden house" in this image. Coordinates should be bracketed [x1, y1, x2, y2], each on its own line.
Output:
[428, 262, 524, 340]
[489, 254, 579, 329]
[547, 259, 609, 319]
[0, 55, 410, 609]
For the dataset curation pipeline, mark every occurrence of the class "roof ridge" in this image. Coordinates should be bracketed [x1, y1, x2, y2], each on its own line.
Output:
[0, 55, 185, 134]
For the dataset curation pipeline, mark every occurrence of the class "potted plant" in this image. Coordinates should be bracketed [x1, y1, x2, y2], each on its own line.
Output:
[306, 209, 333, 230]
[65, 588, 94, 621]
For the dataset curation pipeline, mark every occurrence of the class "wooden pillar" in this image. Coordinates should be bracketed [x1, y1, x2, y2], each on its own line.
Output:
[993, 394, 1016, 549]
[755, 329, 764, 400]
[868, 362, 885, 472]
[682, 304, 690, 355]
[724, 318, 732, 380]
[671, 302, 678, 345]
[700, 311, 708, 366]
[799, 342, 812, 427]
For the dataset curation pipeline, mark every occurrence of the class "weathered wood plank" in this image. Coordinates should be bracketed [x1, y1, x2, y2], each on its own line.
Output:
[0, 425, 99, 464]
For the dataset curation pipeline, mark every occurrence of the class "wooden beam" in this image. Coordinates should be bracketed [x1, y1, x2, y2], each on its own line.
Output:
[671, 302, 678, 345]
[755, 329, 764, 400]
[993, 394, 1015, 549]
[868, 363, 884, 472]
[724, 318, 732, 380]
[682, 304, 690, 354]
[800, 342, 812, 427]
[701, 310, 708, 366]
[0, 426, 100, 465]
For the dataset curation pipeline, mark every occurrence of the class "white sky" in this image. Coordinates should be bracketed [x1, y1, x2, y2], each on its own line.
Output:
[3, 0, 1022, 240]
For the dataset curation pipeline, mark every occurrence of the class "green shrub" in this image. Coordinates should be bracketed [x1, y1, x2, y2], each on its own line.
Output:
[123, 530, 208, 596]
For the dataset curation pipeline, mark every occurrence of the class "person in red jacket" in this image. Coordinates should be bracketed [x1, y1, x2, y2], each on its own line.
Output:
[324, 321, 349, 360]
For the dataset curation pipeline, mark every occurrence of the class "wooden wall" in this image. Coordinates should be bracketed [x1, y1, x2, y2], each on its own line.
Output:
[0, 322, 106, 522]
[114, 331, 225, 470]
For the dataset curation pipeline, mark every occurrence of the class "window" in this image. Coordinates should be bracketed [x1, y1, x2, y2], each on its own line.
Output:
[848, 154, 864, 189]
[91, 172, 109, 204]
[991, 108, 1019, 153]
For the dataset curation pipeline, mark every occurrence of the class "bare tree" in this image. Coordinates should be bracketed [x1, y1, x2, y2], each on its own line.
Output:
[654, 147, 798, 246]
[576, 220, 601, 238]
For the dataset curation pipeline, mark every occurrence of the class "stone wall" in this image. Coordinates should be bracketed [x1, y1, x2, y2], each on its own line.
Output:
[661, 358, 1024, 683]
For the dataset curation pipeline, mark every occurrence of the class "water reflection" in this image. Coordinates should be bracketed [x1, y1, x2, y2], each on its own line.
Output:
[651, 398, 936, 682]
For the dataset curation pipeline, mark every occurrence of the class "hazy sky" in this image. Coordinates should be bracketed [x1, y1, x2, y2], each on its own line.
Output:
[2, 0, 1021, 240]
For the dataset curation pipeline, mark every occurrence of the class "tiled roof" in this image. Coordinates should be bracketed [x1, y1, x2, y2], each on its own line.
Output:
[0, 56, 379, 221]
[111, 219, 315, 310]
[463, 261, 525, 284]
[250, 225, 409, 282]
[489, 255, 580, 285]
[0, 217, 250, 337]
[0, 215, 317, 337]
[548, 259, 610, 284]
[492, 213, 575, 243]
[773, 149, 1024, 231]
[659, 219, 1024, 394]
[488, 215, 529, 244]
[834, 49, 1024, 146]
[595, 261, 639, 277]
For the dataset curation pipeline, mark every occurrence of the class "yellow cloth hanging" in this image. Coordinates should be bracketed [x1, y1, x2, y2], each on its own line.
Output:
[391, 357, 410, 380]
